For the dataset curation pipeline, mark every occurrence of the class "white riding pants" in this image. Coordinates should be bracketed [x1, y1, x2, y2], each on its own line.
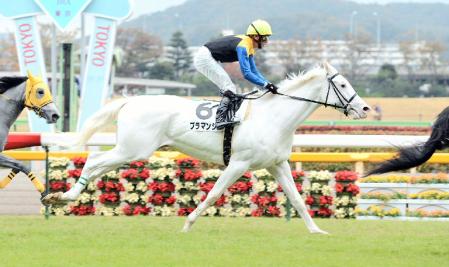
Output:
[193, 46, 237, 93]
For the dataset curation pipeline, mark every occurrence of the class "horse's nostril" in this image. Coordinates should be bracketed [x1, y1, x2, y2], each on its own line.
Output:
[363, 106, 370, 112]
[52, 114, 60, 121]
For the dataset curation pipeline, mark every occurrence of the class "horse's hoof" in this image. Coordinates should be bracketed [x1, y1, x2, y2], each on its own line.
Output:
[181, 221, 193, 233]
[311, 229, 329, 235]
[41, 192, 64, 205]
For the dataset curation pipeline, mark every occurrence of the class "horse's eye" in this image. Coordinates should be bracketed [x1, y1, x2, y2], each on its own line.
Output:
[38, 89, 44, 95]
[341, 84, 346, 88]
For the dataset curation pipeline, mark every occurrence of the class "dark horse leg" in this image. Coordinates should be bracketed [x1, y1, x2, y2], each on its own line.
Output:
[0, 153, 46, 197]
[367, 106, 449, 175]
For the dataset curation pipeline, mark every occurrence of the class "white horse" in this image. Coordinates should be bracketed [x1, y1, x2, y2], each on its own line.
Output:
[43, 62, 370, 234]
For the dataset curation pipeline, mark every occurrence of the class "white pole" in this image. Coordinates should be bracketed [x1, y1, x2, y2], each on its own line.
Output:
[51, 24, 57, 97]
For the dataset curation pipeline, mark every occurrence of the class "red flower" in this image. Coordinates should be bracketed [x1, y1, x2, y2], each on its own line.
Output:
[318, 207, 333, 217]
[72, 157, 86, 168]
[291, 170, 305, 180]
[121, 169, 138, 179]
[71, 205, 95, 216]
[335, 171, 358, 182]
[228, 181, 251, 193]
[242, 171, 252, 179]
[50, 181, 70, 191]
[130, 161, 146, 168]
[251, 208, 264, 217]
[148, 182, 159, 192]
[319, 195, 333, 206]
[199, 182, 215, 193]
[159, 182, 175, 192]
[178, 207, 194, 216]
[68, 169, 82, 178]
[99, 192, 119, 203]
[97, 180, 105, 190]
[308, 209, 315, 217]
[165, 195, 176, 205]
[267, 206, 281, 217]
[176, 158, 199, 169]
[305, 195, 314, 205]
[335, 183, 344, 193]
[251, 194, 260, 204]
[148, 194, 164, 205]
[215, 195, 227, 207]
[139, 168, 150, 179]
[346, 184, 360, 195]
[133, 205, 150, 215]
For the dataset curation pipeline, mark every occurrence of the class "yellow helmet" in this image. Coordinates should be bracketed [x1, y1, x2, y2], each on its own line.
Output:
[246, 19, 272, 36]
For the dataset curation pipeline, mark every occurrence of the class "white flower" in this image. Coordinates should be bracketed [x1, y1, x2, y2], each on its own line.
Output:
[87, 182, 96, 191]
[114, 207, 124, 216]
[177, 194, 191, 204]
[135, 181, 148, 192]
[236, 207, 251, 217]
[321, 185, 332, 196]
[48, 170, 67, 181]
[161, 206, 176, 216]
[241, 194, 251, 205]
[253, 180, 266, 193]
[254, 169, 271, 179]
[219, 207, 233, 217]
[152, 168, 176, 180]
[334, 208, 346, 219]
[335, 196, 350, 206]
[277, 195, 287, 205]
[266, 181, 278, 192]
[96, 206, 115, 216]
[124, 193, 140, 203]
[49, 157, 70, 168]
[193, 193, 203, 204]
[53, 208, 66, 216]
[231, 194, 242, 203]
[78, 193, 92, 204]
[308, 170, 332, 181]
[302, 184, 311, 193]
[311, 183, 322, 192]
[173, 181, 182, 191]
[124, 183, 135, 192]
[103, 171, 118, 179]
[185, 182, 196, 190]
[202, 169, 222, 179]
[148, 156, 175, 169]
[204, 206, 217, 216]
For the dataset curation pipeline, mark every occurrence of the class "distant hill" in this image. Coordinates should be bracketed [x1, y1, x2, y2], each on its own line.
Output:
[122, 0, 449, 49]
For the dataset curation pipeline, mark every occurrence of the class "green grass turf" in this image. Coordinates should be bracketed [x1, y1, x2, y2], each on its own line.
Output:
[0, 216, 448, 267]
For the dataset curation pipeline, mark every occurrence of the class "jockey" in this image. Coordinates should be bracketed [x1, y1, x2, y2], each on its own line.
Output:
[194, 19, 278, 130]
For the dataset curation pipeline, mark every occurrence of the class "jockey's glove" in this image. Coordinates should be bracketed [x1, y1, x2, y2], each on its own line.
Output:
[264, 82, 279, 94]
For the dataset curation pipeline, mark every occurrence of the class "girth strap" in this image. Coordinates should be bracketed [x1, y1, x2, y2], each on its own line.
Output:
[223, 126, 234, 166]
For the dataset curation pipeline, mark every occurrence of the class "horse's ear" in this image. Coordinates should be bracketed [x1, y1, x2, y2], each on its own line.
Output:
[27, 70, 36, 83]
[322, 61, 331, 72]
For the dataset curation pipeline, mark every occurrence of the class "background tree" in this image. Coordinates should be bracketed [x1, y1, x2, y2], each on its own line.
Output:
[167, 31, 192, 79]
[115, 28, 163, 77]
[0, 33, 19, 71]
[147, 61, 175, 80]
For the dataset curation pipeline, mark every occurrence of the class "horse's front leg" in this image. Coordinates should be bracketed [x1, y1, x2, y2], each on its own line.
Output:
[0, 153, 45, 195]
[182, 160, 249, 232]
[267, 161, 328, 235]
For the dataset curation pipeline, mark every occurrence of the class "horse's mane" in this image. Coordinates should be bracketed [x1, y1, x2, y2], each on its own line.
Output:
[278, 66, 326, 93]
[0, 76, 28, 94]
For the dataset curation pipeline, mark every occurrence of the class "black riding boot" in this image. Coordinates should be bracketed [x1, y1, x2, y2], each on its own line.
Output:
[216, 90, 240, 130]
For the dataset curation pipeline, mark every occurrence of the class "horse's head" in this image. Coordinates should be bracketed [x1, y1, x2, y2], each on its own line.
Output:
[25, 71, 60, 123]
[322, 62, 370, 119]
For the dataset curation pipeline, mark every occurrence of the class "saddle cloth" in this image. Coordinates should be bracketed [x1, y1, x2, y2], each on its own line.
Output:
[188, 99, 250, 132]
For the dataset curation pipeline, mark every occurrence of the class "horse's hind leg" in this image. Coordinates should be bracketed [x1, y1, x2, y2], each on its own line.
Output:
[182, 160, 249, 232]
[0, 153, 45, 194]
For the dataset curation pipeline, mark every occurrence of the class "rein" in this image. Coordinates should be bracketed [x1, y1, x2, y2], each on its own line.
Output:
[240, 73, 357, 116]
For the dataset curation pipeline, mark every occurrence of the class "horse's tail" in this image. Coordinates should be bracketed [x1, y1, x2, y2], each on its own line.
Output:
[73, 98, 129, 147]
[366, 106, 449, 176]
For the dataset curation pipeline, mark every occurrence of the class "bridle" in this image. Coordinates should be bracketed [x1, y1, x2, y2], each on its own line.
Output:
[241, 72, 358, 116]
